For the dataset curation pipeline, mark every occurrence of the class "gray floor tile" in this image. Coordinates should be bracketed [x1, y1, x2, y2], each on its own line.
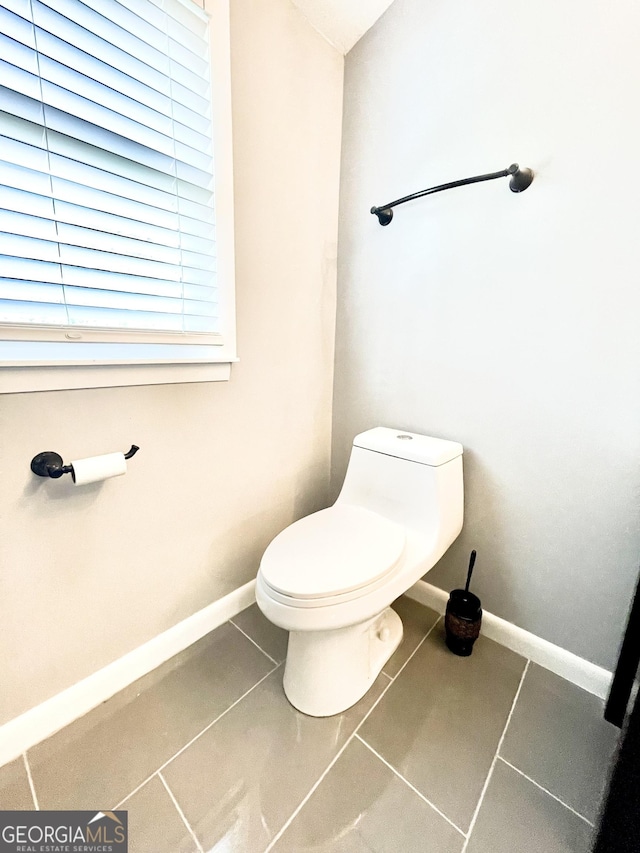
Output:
[232, 603, 289, 663]
[163, 667, 388, 853]
[500, 663, 618, 823]
[359, 630, 526, 833]
[122, 775, 198, 853]
[272, 736, 464, 853]
[28, 623, 275, 810]
[466, 759, 594, 853]
[383, 597, 440, 678]
[0, 757, 34, 809]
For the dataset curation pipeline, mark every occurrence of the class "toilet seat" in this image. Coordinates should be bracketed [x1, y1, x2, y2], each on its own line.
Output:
[259, 504, 406, 601]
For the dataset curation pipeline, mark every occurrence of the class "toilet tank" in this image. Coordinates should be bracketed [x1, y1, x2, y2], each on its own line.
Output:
[336, 427, 464, 546]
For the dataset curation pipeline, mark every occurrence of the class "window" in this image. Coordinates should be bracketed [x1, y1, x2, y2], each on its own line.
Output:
[0, 0, 235, 391]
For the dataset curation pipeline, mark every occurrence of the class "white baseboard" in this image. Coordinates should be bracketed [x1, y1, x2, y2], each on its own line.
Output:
[406, 580, 612, 700]
[0, 580, 257, 769]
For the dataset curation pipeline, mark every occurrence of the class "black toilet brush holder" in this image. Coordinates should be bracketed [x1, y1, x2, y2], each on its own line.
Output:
[445, 549, 482, 657]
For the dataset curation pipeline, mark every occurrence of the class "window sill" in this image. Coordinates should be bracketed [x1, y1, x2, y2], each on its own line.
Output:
[0, 341, 237, 393]
[0, 360, 236, 393]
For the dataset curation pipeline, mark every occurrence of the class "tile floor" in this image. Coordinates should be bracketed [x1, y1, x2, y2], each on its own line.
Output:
[0, 597, 619, 852]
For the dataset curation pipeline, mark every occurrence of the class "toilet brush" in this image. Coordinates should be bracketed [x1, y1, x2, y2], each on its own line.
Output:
[445, 549, 482, 656]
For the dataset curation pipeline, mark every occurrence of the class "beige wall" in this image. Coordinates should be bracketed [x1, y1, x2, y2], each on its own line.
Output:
[333, 0, 640, 670]
[0, 0, 343, 725]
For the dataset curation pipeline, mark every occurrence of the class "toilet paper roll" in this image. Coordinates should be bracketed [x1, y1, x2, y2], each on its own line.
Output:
[71, 452, 127, 486]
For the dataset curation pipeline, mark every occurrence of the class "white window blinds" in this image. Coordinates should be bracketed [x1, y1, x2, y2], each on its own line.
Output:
[0, 0, 220, 345]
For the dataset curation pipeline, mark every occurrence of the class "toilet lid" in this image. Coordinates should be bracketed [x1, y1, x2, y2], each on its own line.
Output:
[260, 505, 405, 600]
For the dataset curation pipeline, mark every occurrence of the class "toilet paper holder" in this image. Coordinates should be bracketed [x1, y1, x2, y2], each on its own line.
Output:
[30, 445, 140, 479]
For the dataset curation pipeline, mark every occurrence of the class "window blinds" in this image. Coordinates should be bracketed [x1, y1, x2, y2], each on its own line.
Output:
[0, 0, 220, 344]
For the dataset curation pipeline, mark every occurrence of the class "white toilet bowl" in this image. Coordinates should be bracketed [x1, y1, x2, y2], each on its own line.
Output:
[256, 427, 464, 717]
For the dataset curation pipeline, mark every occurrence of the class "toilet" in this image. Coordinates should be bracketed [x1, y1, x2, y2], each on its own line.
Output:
[256, 427, 464, 717]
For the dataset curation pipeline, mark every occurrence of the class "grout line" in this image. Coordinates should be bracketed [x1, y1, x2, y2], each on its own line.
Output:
[262, 721, 357, 852]
[113, 662, 281, 809]
[355, 734, 466, 837]
[229, 619, 279, 666]
[461, 658, 531, 850]
[158, 770, 205, 853]
[262, 616, 443, 853]
[496, 757, 595, 827]
[22, 753, 39, 810]
[380, 671, 393, 681]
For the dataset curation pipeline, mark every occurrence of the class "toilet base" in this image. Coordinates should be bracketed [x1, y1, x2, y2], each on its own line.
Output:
[282, 607, 403, 717]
